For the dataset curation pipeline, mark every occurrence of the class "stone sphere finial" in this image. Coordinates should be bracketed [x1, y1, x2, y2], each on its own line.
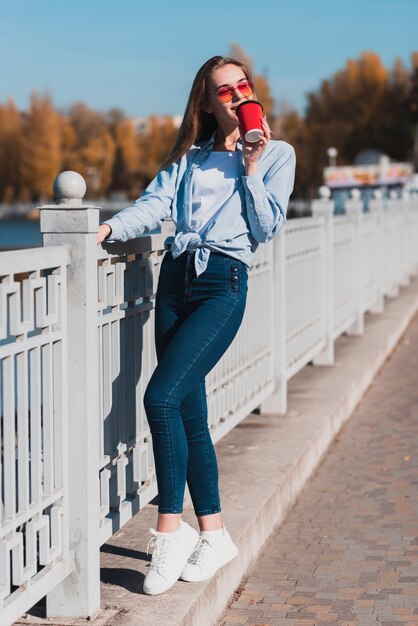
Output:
[373, 189, 383, 199]
[389, 189, 398, 200]
[350, 188, 361, 200]
[53, 171, 87, 205]
[318, 185, 331, 199]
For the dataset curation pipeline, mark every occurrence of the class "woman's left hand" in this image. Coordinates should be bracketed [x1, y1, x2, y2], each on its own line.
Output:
[239, 116, 271, 174]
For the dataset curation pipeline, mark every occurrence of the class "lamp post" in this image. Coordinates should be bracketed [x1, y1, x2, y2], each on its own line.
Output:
[327, 147, 338, 167]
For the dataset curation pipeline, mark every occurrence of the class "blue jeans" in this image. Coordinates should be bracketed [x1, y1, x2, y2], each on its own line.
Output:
[143, 249, 248, 515]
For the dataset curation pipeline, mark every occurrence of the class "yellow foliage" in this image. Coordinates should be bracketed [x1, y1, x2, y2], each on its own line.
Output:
[254, 75, 274, 119]
[20, 92, 62, 201]
[0, 97, 23, 202]
[137, 116, 178, 184]
[228, 43, 274, 119]
[64, 103, 116, 197]
[114, 119, 140, 174]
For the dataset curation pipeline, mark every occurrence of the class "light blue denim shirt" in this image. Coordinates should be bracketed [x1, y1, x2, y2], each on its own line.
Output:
[102, 130, 296, 276]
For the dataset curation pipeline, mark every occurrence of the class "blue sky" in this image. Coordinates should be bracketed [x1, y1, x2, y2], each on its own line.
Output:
[1, 0, 417, 118]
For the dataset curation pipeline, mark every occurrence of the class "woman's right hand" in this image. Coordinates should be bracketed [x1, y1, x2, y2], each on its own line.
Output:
[97, 224, 112, 245]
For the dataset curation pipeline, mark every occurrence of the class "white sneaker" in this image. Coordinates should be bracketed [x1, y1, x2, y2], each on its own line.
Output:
[179, 526, 239, 582]
[143, 519, 200, 595]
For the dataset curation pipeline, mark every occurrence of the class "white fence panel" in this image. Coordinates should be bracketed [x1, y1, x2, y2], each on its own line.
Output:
[285, 218, 325, 378]
[96, 237, 162, 544]
[333, 216, 357, 336]
[0, 246, 73, 625]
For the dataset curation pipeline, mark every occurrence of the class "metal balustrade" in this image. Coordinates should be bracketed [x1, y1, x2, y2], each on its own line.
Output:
[0, 172, 417, 623]
[0, 246, 73, 625]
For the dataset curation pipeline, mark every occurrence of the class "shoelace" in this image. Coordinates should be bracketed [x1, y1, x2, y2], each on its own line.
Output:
[188, 537, 212, 565]
[146, 528, 171, 571]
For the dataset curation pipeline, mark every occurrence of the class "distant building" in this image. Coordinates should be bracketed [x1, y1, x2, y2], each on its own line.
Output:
[353, 149, 387, 166]
[130, 114, 183, 135]
[323, 148, 414, 212]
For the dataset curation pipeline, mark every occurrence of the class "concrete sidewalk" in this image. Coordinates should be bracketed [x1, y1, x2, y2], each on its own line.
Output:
[216, 298, 418, 625]
[17, 276, 418, 626]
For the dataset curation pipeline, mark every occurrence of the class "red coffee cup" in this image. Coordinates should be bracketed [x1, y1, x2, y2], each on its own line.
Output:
[236, 100, 264, 143]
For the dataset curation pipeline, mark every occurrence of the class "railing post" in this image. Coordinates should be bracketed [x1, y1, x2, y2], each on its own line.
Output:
[385, 190, 401, 298]
[413, 186, 418, 275]
[259, 228, 287, 415]
[345, 189, 364, 336]
[39, 171, 101, 619]
[400, 189, 412, 285]
[368, 189, 385, 314]
[312, 186, 335, 365]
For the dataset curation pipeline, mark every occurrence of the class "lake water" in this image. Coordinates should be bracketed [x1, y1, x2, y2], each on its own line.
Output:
[0, 218, 162, 254]
[0, 220, 42, 251]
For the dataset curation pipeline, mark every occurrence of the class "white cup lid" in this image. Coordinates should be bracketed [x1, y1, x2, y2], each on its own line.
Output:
[244, 128, 264, 143]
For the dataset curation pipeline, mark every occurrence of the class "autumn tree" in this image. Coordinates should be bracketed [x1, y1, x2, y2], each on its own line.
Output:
[64, 102, 116, 197]
[0, 98, 24, 202]
[274, 102, 310, 198]
[106, 108, 141, 196]
[19, 92, 63, 201]
[137, 116, 178, 187]
[301, 51, 416, 195]
[58, 114, 77, 174]
[228, 43, 274, 119]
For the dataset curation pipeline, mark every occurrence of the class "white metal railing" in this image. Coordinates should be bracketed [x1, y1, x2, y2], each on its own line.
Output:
[0, 246, 73, 625]
[0, 171, 417, 624]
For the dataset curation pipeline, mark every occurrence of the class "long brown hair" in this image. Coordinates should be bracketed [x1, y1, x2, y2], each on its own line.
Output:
[160, 56, 256, 170]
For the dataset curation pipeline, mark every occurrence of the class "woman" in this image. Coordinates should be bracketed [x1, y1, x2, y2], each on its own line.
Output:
[96, 55, 296, 595]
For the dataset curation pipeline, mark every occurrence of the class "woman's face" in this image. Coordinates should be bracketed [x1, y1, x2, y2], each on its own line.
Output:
[205, 64, 254, 129]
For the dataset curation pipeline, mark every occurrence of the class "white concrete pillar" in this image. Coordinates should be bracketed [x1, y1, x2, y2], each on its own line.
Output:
[368, 189, 385, 314]
[345, 189, 364, 336]
[259, 228, 287, 415]
[412, 189, 418, 275]
[400, 190, 412, 286]
[385, 190, 401, 298]
[312, 186, 335, 366]
[39, 171, 101, 619]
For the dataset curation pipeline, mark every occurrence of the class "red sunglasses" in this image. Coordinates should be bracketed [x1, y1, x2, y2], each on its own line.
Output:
[212, 80, 254, 103]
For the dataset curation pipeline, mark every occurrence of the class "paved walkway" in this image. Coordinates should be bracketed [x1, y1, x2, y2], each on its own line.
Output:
[216, 312, 418, 626]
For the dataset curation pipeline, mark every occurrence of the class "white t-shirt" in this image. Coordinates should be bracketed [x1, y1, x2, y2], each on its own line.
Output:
[190, 150, 241, 233]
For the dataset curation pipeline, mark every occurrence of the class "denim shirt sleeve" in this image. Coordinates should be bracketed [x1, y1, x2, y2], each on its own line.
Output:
[241, 143, 296, 243]
[101, 159, 179, 242]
